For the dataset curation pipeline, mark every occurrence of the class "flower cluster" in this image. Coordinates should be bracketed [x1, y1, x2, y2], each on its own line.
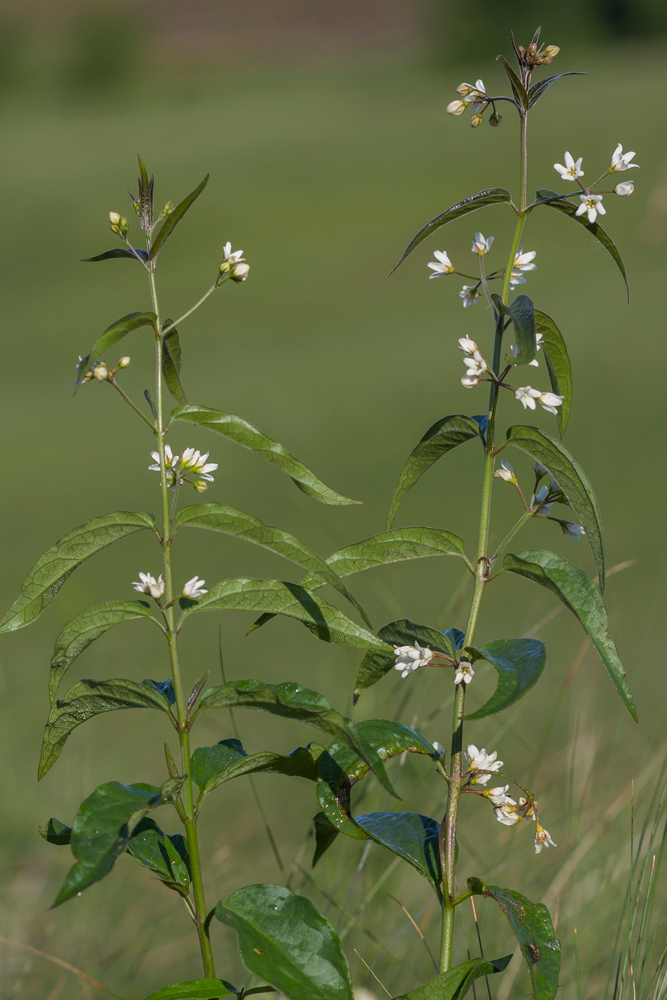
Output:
[465, 745, 502, 785]
[514, 385, 563, 416]
[553, 143, 639, 222]
[219, 242, 250, 283]
[148, 445, 217, 491]
[494, 463, 586, 539]
[446, 80, 494, 128]
[79, 355, 131, 384]
[393, 642, 433, 677]
[454, 661, 475, 685]
[132, 573, 208, 603]
[427, 234, 537, 305]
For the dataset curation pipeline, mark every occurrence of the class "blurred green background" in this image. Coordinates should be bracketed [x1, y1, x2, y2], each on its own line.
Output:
[1, 1, 667, 998]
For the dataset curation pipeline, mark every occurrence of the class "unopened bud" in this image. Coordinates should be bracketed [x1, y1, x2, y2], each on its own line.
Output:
[446, 100, 468, 116]
[541, 45, 560, 61]
[109, 212, 121, 226]
[132, 198, 140, 215]
[489, 112, 502, 127]
[615, 181, 634, 197]
[432, 742, 446, 761]
[219, 260, 232, 274]
[232, 262, 250, 282]
[456, 83, 475, 96]
[82, 370, 94, 383]
[470, 113, 484, 128]
[160, 201, 175, 219]
[93, 363, 108, 381]
[193, 480, 209, 493]
[118, 356, 131, 368]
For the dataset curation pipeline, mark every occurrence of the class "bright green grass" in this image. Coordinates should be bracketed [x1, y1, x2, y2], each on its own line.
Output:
[1, 42, 666, 999]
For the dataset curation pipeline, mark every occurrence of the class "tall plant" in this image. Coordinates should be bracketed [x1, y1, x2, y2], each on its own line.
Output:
[7, 28, 637, 1000]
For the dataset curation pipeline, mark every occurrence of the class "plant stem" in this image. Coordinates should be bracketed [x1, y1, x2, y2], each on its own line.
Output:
[148, 269, 216, 979]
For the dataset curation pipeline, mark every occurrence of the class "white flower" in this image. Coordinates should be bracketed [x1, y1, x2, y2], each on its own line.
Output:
[469, 79, 487, 113]
[459, 285, 480, 308]
[486, 785, 510, 807]
[232, 262, 250, 282]
[466, 744, 502, 785]
[432, 741, 446, 760]
[537, 391, 564, 415]
[428, 250, 455, 278]
[534, 484, 553, 516]
[149, 444, 179, 472]
[454, 662, 475, 685]
[133, 572, 165, 600]
[554, 152, 584, 181]
[461, 375, 479, 388]
[561, 521, 585, 540]
[509, 248, 537, 290]
[221, 241, 244, 264]
[182, 575, 208, 599]
[615, 181, 634, 197]
[511, 332, 543, 367]
[93, 363, 108, 381]
[446, 99, 469, 116]
[611, 143, 639, 172]
[458, 336, 478, 354]
[576, 194, 605, 224]
[394, 642, 433, 678]
[535, 824, 557, 853]
[181, 449, 218, 482]
[471, 232, 493, 256]
[494, 459, 517, 484]
[514, 386, 563, 414]
[495, 797, 521, 826]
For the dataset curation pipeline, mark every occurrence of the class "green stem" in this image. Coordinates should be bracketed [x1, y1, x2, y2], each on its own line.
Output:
[490, 510, 531, 562]
[161, 276, 230, 337]
[108, 377, 157, 433]
[148, 269, 216, 980]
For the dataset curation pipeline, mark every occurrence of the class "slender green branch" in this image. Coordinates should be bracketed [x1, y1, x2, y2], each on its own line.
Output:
[161, 276, 230, 337]
[491, 511, 532, 562]
[108, 376, 157, 433]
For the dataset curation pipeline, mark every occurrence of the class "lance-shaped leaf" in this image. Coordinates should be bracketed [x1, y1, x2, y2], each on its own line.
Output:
[40, 678, 174, 779]
[535, 310, 572, 438]
[390, 189, 513, 273]
[316, 719, 437, 855]
[215, 884, 353, 1000]
[504, 424, 606, 589]
[171, 405, 358, 506]
[53, 781, 165, 906]
[386, 415, 481, 528]
[0, 511, 156, 633]
[312, 811, 340, 867]
[354, 812, 442, 895]
[49, 600, 157, 705]
[191, 738, 324, 804]
[81, 248, 150, 263]
[527, 72, 584, 109]
[137, 154, 154, 235]
[534, 189, 628, 297]
[354, 619, 458, 702]
[502, 550, 636, 720]
[464, 638, 546, 720]
[468, 878, 561, 1000]
[497, 55, 528, 109]
[395, 955, 512, 1000]
[183, 578, 389, 652]
[126, 817, 190, 895]
[162, 321, 186, 405]
[493, 293, 537, 367]
[141, 982, 237, 1000]
[175, 504, 367, 624]
[150, 174, 209, 260]
[195, 680, 396, 797]
[75, 312, 157, 387]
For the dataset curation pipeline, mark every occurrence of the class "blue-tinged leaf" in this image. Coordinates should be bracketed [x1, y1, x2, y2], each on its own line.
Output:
[527, 72, 584, 109]
[81, 248, 150, 263]
[354, 812, 442, 895]
[464, 638, 546, 719]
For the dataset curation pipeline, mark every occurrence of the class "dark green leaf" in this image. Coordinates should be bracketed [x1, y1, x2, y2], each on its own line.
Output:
[464, 638, 546, 719]
[75, 312, 157, 387]
[312, 811, 339, 867]
[534, 189, 628, 297]
[196, 680, 396, 797]
[141, 980, 236, 1000]
[191, 738, 246, 788]
[126, 817, 190, 893]
[504, 424, 606, 589]
[137, 154, 154, 235]
[50, 600, 156, 705]
[493, 294, 537, 367]
[502, 550, 636, 720]
[354, 812, 441, 894]
[150, 174, 209, 260]
[390, 189, 513, 273]
[535, 310, 572, 437]
[0, 511, 156, 634]
[215, 883, 353, 1000]
[527, 72, 584, 109]
[162, 322, 187, 405]
[53, 781, 164, 906]
[354, 619, 456, 702]
[468, 878, 560, 1000]
[39, 818, 72, 845]
[386, 415, 481, 528]
[172, 405, 359, 506]
[40, 678, 173, 779]
[497, 55, 528, 108]
[394, 955, 511, 1000]
[81, 248, 149, 263]
[191, 739, 325, 803]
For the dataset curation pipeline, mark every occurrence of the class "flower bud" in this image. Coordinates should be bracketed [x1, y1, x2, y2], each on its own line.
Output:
[541, 45, 560, 60]
[615, 181, 634, 197]
[160, 201, 175, 219]
[232, 262, 250, 282]
[109, 212, 121, 226]
[193, 480, 209, 493]
[470, 113, 484, 128]
[446, 100, 468, 116]
[93, 363, 108, 381]
[456, 83, 475, 96]
[118, 356, 131, 368]
[219, 260, 231, 274]
[489, 112, 502, 127]
[432, 742, 446, 760]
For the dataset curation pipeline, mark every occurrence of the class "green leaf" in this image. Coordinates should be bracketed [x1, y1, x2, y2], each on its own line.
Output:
[535, 310, 572, 437]
[49, 600, 156, 705]
[534, 189, 628, 297]
[215, 883, 353, 1000]
[162, 322, 187, 405]
[502, 550, 636, 720]
[175, 504, 367, 624]
[137, 154, 154, 235]
[40, 678, 173, 779]
[150, 174, 209, 260]
[468, 878, 560, 1000]
[354, 812, 442, 895]
[141, 981, 236, 1000]
[312, 811, 340, 867]
[354, 619, 457, 702]
[171, 405, 359, 506]
[196, 680, 396, 797]
[497, 55, 528, 109]
[504, 424, 606, 589]
[394, 955, 511, 1000]
[527, 72, 584, 109]
[0, 511, 156, 634]
[183, 577, 389, 652]
[464, 638, 546, 720]
[75, 312, 157, 387]
[39, 817, 72, 845]
[191, 738, 246, 787]
[386, 415, 481, 528]
[126, 817, 190, 894]
[390, 189, 513, 273]
[191, 738, 325, 804]
[81, 248, 150, 263]
[493, 294, 537, 367]
[53, 781, 164, 906]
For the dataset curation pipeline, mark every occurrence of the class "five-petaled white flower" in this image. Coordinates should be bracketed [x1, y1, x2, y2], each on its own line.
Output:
[458, 336, 478, 354]
[495, 797, 521, 826]
[432, 742, 446, 760]
[454, 662, 475, 685]
[511, 332, 543, 367]
[459, 285, 480, 308]
[181, 448, 218, 482]
[182, 575, 208, 599]
[394, 643, 433, 678]
[534, 824, 557, 853]
[554, 152, 584, 181]
[466, 744, 502, 785]
[611, 143, 639, 172]
[133, 572, 165, 600]
[494, 459, 517, 484]
[486, 785, 510, 807]
[220, 242, 245, 273]
[514, 386, 563, 415]
[428, 250, 455, 278]
[615, 181, 634, 197]
[561, 521, 585, 540]
[576, 194, 605, 224]
[471, 232, 493, 256]
[509, 248, 537, 289]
